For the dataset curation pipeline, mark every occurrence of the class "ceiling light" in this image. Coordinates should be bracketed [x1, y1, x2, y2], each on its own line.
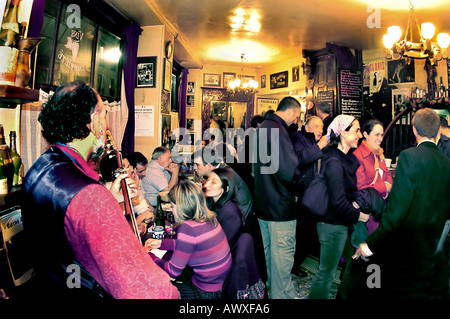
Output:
[227, 53, 258, 94]
[382, 0, 450, 65]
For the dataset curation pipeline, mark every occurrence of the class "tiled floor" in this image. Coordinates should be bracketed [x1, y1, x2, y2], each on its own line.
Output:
[292, 255, 342, 299]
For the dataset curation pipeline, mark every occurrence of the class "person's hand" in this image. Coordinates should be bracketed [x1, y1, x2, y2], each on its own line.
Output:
[352, 243, 371, 261]
[384, 182, 392, 194]
[317, 135, 329, 149]
[167, 162, 179, 174]
[144, 238, 161, 252]
[358, 212, 370, 223]
[138, 222, 147, 236]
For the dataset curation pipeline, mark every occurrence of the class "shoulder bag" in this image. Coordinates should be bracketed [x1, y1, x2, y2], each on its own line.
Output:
[301, 158, 337, 217]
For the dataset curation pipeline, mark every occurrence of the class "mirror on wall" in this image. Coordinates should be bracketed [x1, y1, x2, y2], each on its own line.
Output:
[201, 88, 254, 135]
[210, 101, 247, 130]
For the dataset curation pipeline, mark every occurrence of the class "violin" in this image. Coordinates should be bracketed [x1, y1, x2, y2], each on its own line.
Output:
[105, 130, 141, 241]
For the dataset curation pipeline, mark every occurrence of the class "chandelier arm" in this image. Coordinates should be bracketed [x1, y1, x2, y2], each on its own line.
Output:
[414, 12, 423, 41]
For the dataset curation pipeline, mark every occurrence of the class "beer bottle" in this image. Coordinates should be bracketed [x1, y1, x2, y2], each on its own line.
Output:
[0, 0, 21, 48]
[9, 131, 22, 186]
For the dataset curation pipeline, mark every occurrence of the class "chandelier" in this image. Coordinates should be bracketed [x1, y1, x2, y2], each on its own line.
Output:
[228, 53, 258, 93]
[382, 1, 450, 65]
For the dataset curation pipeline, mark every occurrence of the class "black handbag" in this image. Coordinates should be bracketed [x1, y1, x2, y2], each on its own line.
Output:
[301, 158, 337, 217]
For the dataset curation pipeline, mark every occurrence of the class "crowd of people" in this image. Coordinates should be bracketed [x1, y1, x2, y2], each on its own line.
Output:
[18, 81, 450, 300]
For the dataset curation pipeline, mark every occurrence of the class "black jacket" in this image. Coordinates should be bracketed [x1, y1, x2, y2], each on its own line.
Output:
[290, 126, 323, 198]
[253, 113, 299, 221]
[320, 147, 361, 226]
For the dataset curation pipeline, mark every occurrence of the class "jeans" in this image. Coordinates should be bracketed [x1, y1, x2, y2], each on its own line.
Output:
[258, 218, 297, 299]
[308, 222, 348, 299]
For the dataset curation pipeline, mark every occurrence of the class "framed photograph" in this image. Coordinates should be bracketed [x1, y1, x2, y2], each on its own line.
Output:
[161, 114, 171, 147]
[223, 72, 236, 88]
[136, 56, 157, 88]
[261, 75, 266, 89]
[270, 71, 288, 89]
[387, 59, 415, 84]
[203, 73, 222, 87]
[187, 82, 195, 93]
[161, 90, 170, 114]
[186, 94, 195, 107]
[186, 118, 195, 131]
[163, 58, 172, 91]
[292, 65, 300, 82]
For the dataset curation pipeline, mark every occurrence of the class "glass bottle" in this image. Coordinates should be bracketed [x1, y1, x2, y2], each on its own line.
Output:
[9, 131, 22, 186]
[0, 0, 21, 48]
[0, 125, 13, 194]
[155, 195, 164, 227]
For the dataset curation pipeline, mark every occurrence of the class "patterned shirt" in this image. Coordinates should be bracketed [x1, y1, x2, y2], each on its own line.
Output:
[58, 145, 178, 299]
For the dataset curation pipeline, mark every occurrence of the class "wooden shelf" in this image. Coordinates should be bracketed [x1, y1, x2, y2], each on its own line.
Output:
[0, 85, 39, 105]
[0, 186, 22, 211]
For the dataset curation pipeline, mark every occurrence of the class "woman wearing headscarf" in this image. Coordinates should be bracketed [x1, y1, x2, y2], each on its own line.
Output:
[203, 168, 243, 248]
[308, 115, 370, 299]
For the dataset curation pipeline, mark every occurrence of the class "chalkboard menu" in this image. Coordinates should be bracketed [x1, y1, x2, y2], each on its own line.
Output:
[317, 90, 334, 116]
[338, 69, 363, 119]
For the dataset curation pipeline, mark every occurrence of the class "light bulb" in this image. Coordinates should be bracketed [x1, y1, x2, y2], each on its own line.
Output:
[229, 81, 236, 90]
[383, 33, 395, 49]
[387, 26, 402, 42]
[437, 33, 450, 48]
[421, 22, 435, 40]
[234, 78, 241, 87]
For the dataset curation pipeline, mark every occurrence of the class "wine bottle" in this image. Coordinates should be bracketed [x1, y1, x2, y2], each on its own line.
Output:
[0, 0, 21, 48]
[0, 125, 13, 194]
[9, 131, 22, 186]
[155, 195, 164, 227]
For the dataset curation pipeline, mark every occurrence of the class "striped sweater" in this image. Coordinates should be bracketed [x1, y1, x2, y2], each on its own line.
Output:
[149, 220, 232, 292]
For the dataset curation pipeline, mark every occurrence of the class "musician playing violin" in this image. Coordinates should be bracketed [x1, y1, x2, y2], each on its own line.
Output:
[21, 81, 178, 299]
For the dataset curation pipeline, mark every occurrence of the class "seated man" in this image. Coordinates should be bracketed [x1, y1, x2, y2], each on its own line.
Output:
[141, 146, 179, 206]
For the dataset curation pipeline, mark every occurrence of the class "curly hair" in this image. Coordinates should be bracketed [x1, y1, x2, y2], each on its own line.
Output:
[38, 81, 98, 144]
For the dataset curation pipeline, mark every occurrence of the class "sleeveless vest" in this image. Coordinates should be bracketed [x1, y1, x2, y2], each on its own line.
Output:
[22, 146, 110, 298]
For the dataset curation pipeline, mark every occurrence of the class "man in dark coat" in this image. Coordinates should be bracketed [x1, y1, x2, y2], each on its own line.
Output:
[290, 116, 328, 276]
[253, 96, 301, 299]
[355, 108, 450, 299]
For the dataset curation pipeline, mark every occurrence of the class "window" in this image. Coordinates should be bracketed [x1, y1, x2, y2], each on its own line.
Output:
[34, 0, 124, 100]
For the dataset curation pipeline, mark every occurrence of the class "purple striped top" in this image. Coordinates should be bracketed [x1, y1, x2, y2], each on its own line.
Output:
[149, 220, 232, 292]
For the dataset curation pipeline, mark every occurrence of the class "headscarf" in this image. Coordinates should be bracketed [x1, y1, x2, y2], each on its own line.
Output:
[326, 114, 356, 142]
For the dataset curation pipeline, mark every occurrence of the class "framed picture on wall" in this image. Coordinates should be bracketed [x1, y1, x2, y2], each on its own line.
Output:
[163, 58, 172, 91]
[187, 82, 195, 93]
[223, 72, 236, 88]
[186, 118, 194, 131]
[261, 75, 266, 88]
[387, 58, 415, 84]
[270, 71, 288, 89]
[292, 65, 300, 82]
[136, 56, 157, 88]
[161, 114, 171, 147]
[203, 73, 222, 87]
[186, 95, 195, 107]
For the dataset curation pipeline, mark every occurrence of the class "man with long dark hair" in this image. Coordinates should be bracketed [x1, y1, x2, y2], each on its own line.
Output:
[22, 81, 178, 299]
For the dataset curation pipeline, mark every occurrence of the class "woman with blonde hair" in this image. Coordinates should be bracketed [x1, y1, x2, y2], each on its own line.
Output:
[145, 180, 232, 299]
